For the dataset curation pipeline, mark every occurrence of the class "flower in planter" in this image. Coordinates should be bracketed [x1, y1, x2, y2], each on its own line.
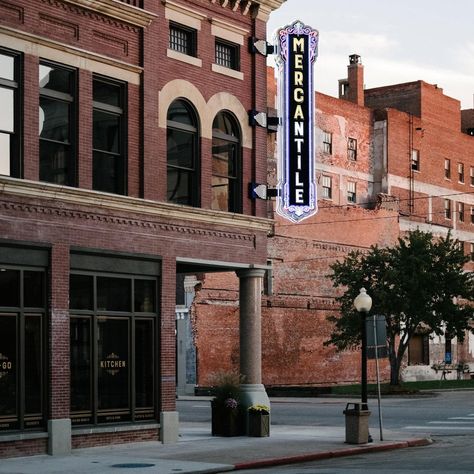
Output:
[248, 404, 270, 414]
[225, 398, 238, 410]
[210, 371, 243, 409]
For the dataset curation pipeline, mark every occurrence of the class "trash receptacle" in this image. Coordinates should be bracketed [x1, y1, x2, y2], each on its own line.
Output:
[343, 402, 371, 444]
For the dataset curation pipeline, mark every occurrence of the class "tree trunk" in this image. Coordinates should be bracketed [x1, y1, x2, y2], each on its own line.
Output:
[388, 337, 401, 385]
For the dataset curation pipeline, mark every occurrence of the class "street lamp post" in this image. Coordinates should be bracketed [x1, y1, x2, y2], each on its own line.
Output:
[353, 288, 372, 411]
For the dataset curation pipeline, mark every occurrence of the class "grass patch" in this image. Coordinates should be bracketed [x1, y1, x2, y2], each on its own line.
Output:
[330, 378, 474, 395]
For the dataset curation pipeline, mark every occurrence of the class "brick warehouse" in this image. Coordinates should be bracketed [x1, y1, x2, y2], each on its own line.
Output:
[189, 55, 474, 391]
[0, 0, 286, 458]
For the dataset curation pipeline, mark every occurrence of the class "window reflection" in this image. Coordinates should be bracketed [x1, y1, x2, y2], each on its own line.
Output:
[93, 77, 125, 195]
[211, 112, 240, 212]
[0, 50, 18, 177]
[97, 318, 129, 417]
[166, 100, 198, 206]
[39, 62, 75, 186]
[97, 277, 131, 312]
[70, 317, 92, 415]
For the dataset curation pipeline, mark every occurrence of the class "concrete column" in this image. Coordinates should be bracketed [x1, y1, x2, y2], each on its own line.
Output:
[236, 269, 270, 411]
[160, 411, 179, 444]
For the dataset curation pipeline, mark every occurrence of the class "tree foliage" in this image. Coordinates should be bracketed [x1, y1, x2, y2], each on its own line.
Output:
[325, 230, 474, 385]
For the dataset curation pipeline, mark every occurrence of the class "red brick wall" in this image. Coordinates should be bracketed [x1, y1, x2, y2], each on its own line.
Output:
[49, 244, 70, 420]
[72, 429, 158, 449]
[0, 438, 48, 459]
[193, 205, 397, 387]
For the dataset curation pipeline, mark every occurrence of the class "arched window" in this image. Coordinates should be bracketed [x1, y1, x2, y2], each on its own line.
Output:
[167, 100, 199, 206]
[211, 111, 241, 212]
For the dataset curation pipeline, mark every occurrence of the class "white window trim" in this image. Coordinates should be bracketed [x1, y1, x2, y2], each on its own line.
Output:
[210, 18, 248, 45]
[167, 48, 202, 67]
[164, 0, 205, 30]
[211, 63, 243, 80]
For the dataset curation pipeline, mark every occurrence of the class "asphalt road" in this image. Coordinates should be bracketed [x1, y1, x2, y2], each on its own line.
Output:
[177, 390, 474, 438]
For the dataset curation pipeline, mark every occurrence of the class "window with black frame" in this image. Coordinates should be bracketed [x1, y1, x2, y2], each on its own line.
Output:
[167, 99, 199, 206]
[39, 62, 76, 185]
[0, 49, 20, 178]
[0, 268, 46, 432]
[93, 77, 126, 195]
[169, 22, 197, 57]
[211, 111, 241, 212]
[70, 273, 157, 426]
[215, 39, 239, 70]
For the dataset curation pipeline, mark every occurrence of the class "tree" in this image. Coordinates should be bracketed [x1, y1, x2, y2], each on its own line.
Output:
[325, 230, 474, 385]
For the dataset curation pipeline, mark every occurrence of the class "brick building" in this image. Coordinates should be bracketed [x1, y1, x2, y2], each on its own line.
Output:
[190, 55, 474, 390]
[0, 0, 284, 458]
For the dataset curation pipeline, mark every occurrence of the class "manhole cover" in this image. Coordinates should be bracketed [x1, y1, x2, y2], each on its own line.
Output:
[111, 463, 156, 469]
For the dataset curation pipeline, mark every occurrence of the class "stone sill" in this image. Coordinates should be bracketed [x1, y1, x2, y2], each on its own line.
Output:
[72, 422, 159, 436]
[0, 431, 48, 443]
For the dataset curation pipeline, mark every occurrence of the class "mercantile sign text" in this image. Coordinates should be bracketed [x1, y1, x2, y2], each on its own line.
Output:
[276, 21, 319, 223]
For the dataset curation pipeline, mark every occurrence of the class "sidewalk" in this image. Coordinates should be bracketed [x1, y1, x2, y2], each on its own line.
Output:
[0, 420, 432, 474]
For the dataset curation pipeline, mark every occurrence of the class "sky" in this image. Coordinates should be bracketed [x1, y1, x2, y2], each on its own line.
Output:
[267, 0, 474, 109]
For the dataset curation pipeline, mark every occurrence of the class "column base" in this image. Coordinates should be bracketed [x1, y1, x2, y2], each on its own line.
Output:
[48, 418, 71, 455]
[240, 383, 270, 408]
[160, 411, 179, 444]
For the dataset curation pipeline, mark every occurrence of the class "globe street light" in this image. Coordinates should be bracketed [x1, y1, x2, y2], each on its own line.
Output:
[354, 288, 372, 410]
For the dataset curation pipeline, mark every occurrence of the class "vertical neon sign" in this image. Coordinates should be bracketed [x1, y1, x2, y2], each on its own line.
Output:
[276, 21, 319, 223]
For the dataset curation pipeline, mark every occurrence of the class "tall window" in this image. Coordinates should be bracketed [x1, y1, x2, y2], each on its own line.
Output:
[470, 167, 474, 186]
[470, 243, 474, 261]
[93, 77, 126, 195]
[411, 149, 420, 171]
[471, 206, 474, 224]
[322, 175, 332, 199]
[444, 159, 451, 179]
[408, 334, 429, 365]
[212, 111, 241, 212]
[458, 163, 464, 183]
[70, 272, 157, 426]
[322, 131, 332, 154]
[0, 49, 20, 177]
[215, 40, 239, 70]
[39, 62, 75, 185]
[347, 137, 357, 161]
[167, 100, 199, 206]
[347, 181, 356, 203]
[458, 202, 465, 222]
[0, 267, 46, 431]
[444, 199, 451, 219]
[169, 22, 197, 56]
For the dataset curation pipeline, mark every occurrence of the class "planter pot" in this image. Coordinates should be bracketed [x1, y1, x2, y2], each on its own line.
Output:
[211, 401, 243, 437]
[248, 412, 270, 437]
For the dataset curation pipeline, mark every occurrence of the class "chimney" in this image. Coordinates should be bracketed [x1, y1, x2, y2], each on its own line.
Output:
[338, 54, 364, 106]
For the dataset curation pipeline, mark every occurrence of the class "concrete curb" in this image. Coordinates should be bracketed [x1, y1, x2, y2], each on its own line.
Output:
[233, 438, 433, 470]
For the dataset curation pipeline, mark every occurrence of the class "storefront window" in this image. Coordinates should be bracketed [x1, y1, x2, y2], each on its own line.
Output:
[70, 272, 157, 426]
[0, 268, 46, 432]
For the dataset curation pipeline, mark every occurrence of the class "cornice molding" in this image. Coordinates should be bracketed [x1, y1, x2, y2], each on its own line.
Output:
[62, 0, 157, 28]
[0, 178, 273, 234]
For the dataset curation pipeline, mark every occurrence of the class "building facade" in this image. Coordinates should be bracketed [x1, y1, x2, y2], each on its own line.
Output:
[0, 0, 284, 458]
[190, 56, 474, 389]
